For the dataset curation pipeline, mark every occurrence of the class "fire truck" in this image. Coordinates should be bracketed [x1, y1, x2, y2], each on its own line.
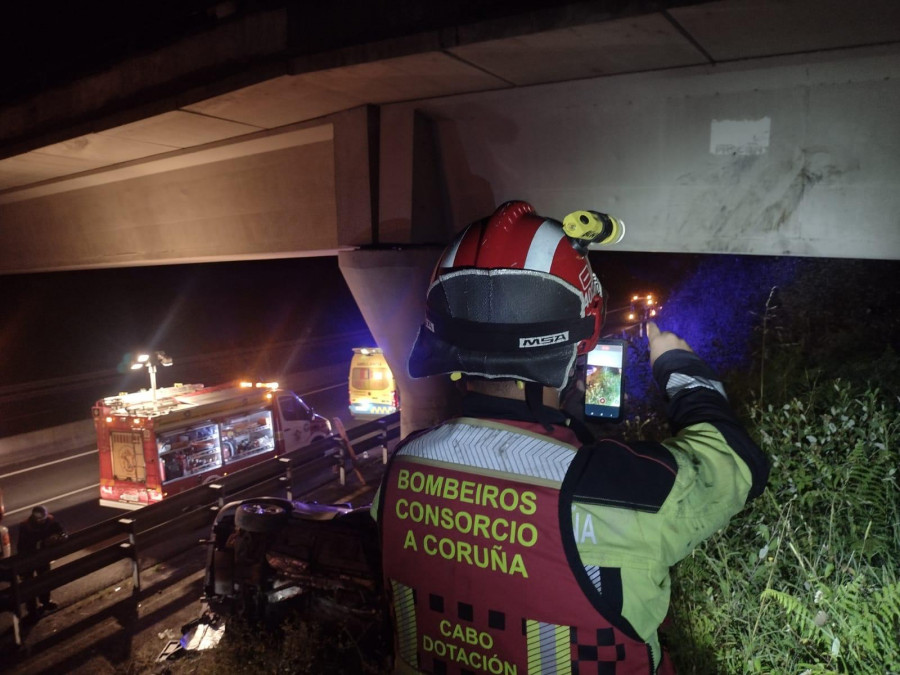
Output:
[93, 381, 333, 510]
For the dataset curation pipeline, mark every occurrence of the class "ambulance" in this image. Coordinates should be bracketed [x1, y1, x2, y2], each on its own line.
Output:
[348, 347, 399, 418]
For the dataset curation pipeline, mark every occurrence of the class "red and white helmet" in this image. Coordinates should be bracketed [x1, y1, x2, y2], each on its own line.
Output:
[408, 200, 606, 388]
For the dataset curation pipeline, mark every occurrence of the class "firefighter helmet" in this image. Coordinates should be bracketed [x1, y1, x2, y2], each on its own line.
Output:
[408, 200, 606, 388]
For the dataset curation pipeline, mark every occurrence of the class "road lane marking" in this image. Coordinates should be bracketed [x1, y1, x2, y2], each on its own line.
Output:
[5, 483, 100, 517]
[0, 448, 98, 479]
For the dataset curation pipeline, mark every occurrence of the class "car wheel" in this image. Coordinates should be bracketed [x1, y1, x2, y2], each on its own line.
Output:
[235, 502, 289, 533]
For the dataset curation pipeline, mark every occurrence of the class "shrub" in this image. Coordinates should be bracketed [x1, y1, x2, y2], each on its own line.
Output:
[663, 381, 900, 674]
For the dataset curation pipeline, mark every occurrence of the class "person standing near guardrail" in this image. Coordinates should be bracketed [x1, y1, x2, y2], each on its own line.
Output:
[18, 505, 67, 617]
[0, 488, 11, 558]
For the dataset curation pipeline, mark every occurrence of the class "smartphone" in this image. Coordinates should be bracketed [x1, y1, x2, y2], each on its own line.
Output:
[584, 339, 626, 421]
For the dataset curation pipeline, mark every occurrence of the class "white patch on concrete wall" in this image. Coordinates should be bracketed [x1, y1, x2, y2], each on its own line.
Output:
[710, 117, 771, 156]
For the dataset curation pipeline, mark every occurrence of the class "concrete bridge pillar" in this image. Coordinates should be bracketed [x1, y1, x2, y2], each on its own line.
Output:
[338, 247, 462, 440]
[338, 103, 465, 440]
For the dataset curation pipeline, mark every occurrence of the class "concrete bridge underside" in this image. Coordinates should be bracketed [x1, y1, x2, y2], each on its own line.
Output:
[1, 1, 899, 433]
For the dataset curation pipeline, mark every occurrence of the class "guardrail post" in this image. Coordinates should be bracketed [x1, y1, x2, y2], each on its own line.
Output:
[278, 457, 293, 500]
[12, 615, 21, 646]
[331, 417, 366, 486]
[378, 419, 389, 464]
[8, 572, 23, 646]
[208, 483, 226, 510]
[118, 518, 141, 593]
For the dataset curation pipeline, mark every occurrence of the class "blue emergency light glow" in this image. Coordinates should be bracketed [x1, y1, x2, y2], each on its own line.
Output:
[621, 255, 798, 408]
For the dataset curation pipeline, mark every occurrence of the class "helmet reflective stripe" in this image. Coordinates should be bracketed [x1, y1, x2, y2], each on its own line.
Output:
[523, 220, 565, 273]
[439, 229, 465, 268]
[438, 202, 550, 270]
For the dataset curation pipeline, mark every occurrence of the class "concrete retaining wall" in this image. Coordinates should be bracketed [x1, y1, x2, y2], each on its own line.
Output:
[0, 419, 95, 469]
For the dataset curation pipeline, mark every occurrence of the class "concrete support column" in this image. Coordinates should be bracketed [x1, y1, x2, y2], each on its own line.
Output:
[338, 247, 461, 440]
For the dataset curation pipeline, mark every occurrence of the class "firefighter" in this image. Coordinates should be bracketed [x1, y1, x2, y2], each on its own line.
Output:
[373, 200, 769, 674]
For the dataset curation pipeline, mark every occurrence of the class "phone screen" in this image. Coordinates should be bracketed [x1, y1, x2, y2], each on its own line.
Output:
[584, 339, 625, 421]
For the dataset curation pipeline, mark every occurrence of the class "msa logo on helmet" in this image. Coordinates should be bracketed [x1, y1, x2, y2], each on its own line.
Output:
[519, 331, 569, 348]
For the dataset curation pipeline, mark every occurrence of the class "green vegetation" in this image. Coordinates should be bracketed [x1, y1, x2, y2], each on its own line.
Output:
[627, 256, 900, 673]
[660, 381, 900, 674]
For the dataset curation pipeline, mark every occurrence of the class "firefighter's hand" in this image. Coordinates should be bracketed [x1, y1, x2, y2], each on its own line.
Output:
[647, 321, 693, 367]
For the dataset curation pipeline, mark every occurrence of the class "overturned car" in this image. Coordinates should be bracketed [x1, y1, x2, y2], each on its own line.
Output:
[202, 497, 386, 630]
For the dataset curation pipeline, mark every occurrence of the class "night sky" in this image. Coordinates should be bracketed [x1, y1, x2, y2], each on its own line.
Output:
[0, 256, 368, 387]
[1, 251, 897, 389]
[0, 249, 694, 386]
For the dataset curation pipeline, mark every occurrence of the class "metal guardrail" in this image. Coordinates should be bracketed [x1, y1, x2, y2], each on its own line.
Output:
[0, 412, 400, 646]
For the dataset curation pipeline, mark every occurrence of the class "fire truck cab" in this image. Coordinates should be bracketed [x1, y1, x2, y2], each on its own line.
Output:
[93, 381, 332, 509]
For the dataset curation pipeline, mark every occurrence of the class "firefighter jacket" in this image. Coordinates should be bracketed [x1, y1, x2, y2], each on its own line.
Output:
[374, 349, 769, 674]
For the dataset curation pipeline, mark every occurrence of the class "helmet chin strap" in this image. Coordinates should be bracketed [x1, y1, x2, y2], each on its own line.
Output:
[524, 381, 555, 433]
